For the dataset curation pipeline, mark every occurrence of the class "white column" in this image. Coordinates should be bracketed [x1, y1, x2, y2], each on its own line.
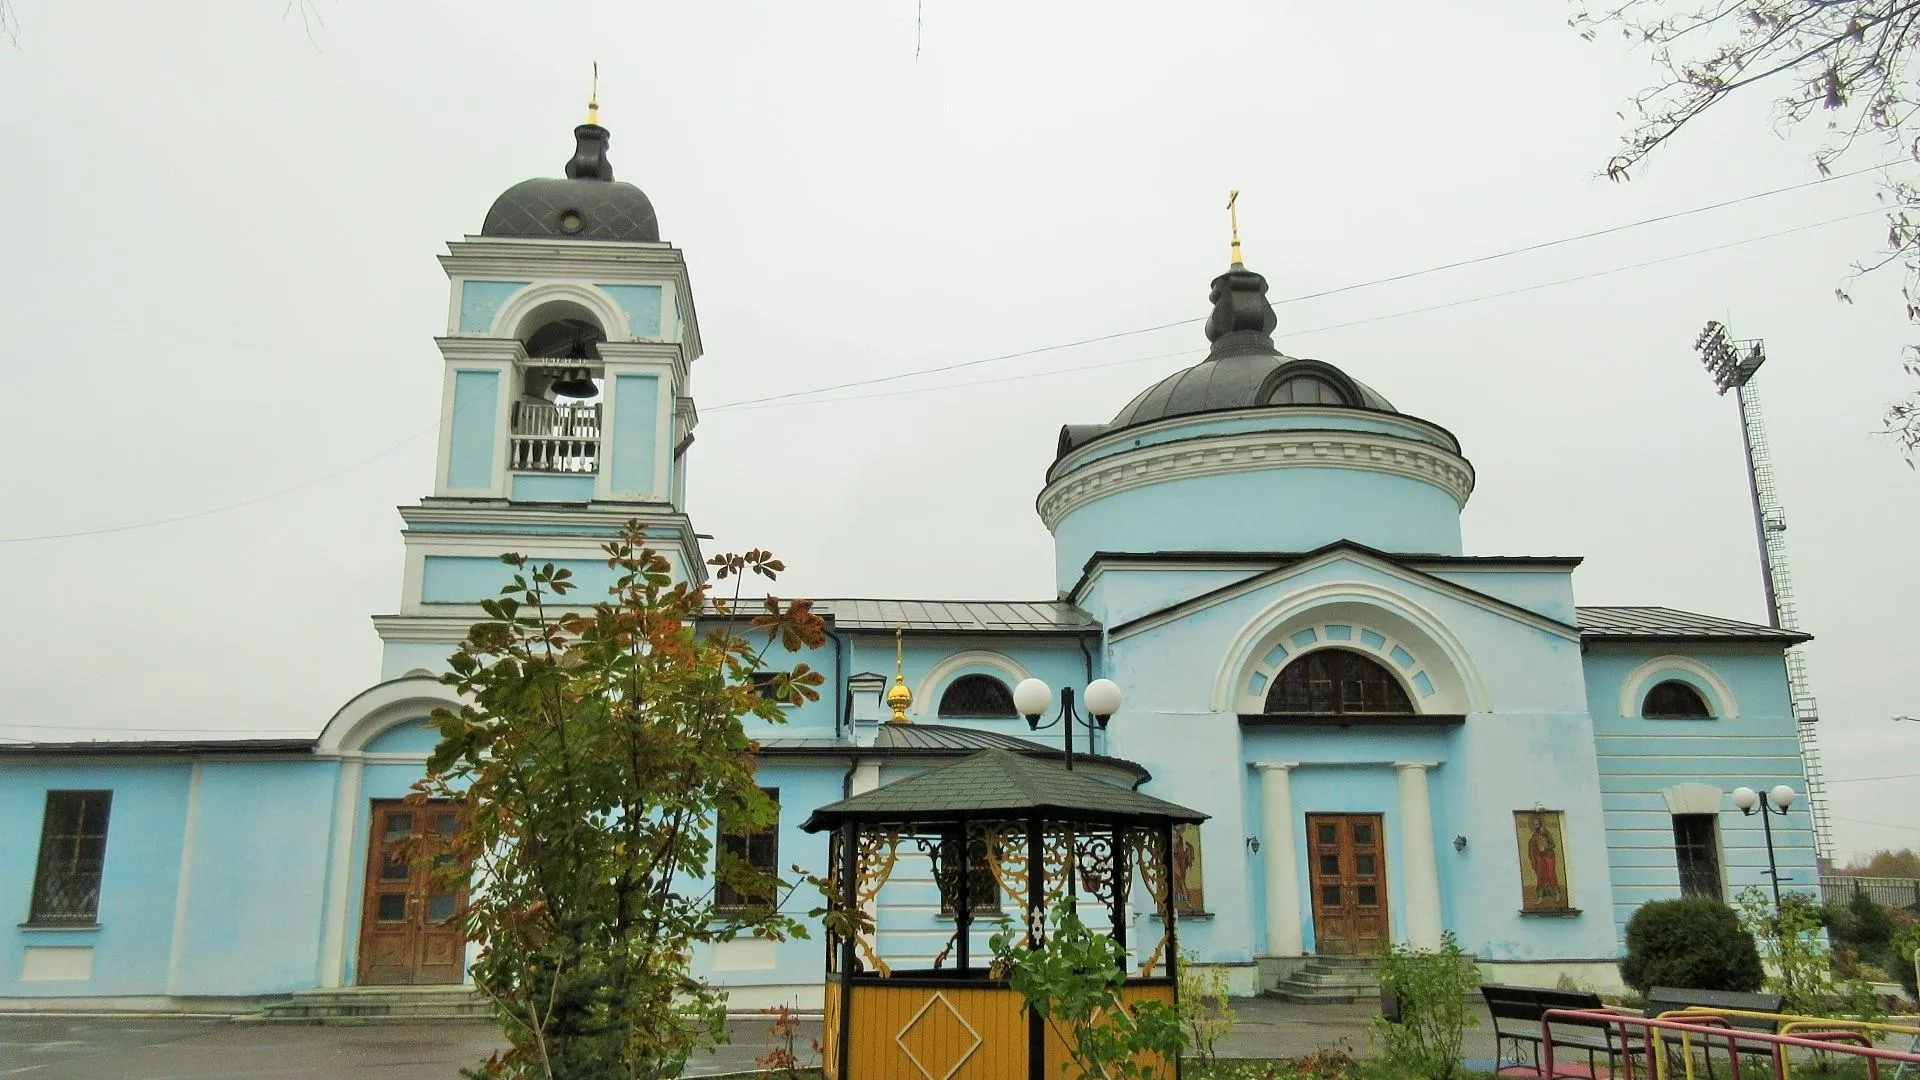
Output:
[1255, 763, 1303, 957]
[1395, 762, 1444, 950]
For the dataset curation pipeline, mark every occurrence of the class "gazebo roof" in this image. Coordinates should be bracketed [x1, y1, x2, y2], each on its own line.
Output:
[799, 748, 1207, 831]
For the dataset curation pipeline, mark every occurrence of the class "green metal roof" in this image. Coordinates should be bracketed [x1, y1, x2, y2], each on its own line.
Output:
[799, 748, 1207, 831]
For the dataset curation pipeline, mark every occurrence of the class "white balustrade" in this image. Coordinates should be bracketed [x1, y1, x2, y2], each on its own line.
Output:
[509, 401, 601, 474]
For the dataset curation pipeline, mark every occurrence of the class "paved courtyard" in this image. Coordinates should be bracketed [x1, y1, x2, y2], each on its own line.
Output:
[0, 999, 1506, 1079]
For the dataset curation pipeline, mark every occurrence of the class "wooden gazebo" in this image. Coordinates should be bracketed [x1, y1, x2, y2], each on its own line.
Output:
[800, 748, 1208, 1080]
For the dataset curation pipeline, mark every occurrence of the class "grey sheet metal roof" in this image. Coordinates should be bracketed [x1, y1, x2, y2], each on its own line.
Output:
[1576, 606, 1810, 644]
[756, 724, 1151, 782]
[800, 748, 1206, 830]
[808, 599, 1099, 634]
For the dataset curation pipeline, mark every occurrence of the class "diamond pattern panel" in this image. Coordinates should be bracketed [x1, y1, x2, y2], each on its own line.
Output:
[482, 179, 660, 242]
[895, 992, 982, 1080]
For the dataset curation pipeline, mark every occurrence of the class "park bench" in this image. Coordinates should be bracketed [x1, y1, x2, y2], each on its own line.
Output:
[1482, 984, 1646, 1079]
[1643, 987, 1787, 1079]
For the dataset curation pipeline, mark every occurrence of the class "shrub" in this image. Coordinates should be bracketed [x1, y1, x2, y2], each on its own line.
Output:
[1368, 932, 1480, 1080]
[1892, 924, 1920, 1000]
[1621, 896, 1764, 994]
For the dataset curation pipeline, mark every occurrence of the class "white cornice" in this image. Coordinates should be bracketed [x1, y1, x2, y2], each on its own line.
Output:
[436, 337, 528, 363]
[440, 238, 690, 280]
[399, 501, 693, 531]
[1038, 429, 1476, 530]
[1052, 407, 1465, 479]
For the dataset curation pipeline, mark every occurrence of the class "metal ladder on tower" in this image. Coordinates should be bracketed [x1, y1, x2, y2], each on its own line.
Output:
[1737, 373, 1835, 860]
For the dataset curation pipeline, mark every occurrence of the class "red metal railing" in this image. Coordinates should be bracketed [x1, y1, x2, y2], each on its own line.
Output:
[1540, 1009, 1920, 1080]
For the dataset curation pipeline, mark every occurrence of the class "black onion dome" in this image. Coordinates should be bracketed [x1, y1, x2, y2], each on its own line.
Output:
[1055, 263, 1395, 460]
[482, 123, 660, 243]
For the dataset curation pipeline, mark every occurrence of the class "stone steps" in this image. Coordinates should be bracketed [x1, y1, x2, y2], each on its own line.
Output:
[253, 985, 491, 1025]
[1266, 957, 1383, 1004]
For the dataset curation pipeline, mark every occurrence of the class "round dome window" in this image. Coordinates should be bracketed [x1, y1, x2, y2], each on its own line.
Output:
[558, 209, 585, 234]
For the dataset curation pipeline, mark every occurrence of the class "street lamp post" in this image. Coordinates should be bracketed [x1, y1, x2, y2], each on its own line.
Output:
[1732, 784, 1798, 910]
[1014, 677, 1122, 771]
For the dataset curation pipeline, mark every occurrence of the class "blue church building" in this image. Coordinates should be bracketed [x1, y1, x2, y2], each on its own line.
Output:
[0, 115, 1817, 1011]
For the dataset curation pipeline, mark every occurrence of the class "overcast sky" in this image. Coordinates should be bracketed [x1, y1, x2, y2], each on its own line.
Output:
[1, 0, 1914, 861]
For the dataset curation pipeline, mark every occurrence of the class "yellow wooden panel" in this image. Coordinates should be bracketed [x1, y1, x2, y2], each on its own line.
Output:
[821, 979, 842, 1080]
[844, 981, 1029, 1079]
[1039, 980, 1176, 1078]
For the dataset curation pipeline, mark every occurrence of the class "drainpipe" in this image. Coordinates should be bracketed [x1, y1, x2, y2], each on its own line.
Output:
[830, 630, 848, 738]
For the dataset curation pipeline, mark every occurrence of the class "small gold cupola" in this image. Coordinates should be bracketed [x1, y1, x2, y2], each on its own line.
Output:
[886, 624, 913, 724]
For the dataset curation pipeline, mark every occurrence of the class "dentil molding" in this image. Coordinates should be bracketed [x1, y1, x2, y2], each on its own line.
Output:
[1037, 429, 1476, 530]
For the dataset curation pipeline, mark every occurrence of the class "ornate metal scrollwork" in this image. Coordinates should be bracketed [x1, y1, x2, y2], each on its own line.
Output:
[913, 832, 965, 917]
[852, 828, 902, 977]
[1134, 826, 1172, 976]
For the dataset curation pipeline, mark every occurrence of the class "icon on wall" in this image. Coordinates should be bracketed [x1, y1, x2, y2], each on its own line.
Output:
[1173, 823, 1206, 915]
[1514, 810, 1572, 913]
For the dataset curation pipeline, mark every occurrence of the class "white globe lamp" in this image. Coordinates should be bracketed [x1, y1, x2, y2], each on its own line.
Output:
[1084, 679, 1123, 723]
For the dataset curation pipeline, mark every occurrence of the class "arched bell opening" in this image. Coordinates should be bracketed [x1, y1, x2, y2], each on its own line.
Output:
[511, 301, 608, 475]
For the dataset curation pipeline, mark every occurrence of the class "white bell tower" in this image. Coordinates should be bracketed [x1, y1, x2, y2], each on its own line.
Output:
[371, 110, 706, 679]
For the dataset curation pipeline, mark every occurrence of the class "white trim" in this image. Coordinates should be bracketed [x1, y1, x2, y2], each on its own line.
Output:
[1204, 579, 1493, 714]
[319, 759, 364, 988]
[1114, 545, 1579, 645]
[1662, 783, 1724, 816]
[487, 280, 633, 341]
[1232, 621, 1434, 714]
[1038, 428, 1475, 530]
[1617, 655, 1739, 719]
[914, 651, 1032, 718]
[316, 675, 464, 756]
[164, 761, 203, 996]
[1051, 407, 1465, 476]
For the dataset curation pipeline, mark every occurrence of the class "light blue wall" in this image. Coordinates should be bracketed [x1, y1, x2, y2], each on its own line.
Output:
[1051, 468, 1465, 592]
[510, 473, 595, 503]
[599, 284, 663, 339]
[0, 763, 193, 997]
[380, 641, 460, 682]
[421, 556, 619, 604]
[458, 281, 528, 333]
[1075, 566, 1259, 627]
[608, 373, 660, 498]
[1100, 552, 1620, 967]
[171, 762, 337, 995]
[446, 371, 501, 491]
[1583, 644, 1815, 941]
[690, 759, 843, 992]
[1423, 569, 1578, 624]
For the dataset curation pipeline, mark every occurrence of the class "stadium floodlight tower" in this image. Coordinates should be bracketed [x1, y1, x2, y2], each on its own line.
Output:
[1692, 321, 1833, 861]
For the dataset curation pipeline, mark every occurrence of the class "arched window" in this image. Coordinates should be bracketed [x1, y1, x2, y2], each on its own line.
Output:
[1265, 649, 1413, 715]
[1269, 375, 1350, 406]
[1643, 680, 1711, 719]
[938, 674, 1017, 718]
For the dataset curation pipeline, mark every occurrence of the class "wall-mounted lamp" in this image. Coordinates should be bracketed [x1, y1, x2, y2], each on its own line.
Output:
[1246, 837, 1261, 853]
[1452, 835, 1468, 852]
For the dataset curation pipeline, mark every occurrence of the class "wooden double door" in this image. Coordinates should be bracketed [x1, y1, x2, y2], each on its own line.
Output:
[357, 800, 468, 985]
[1307, 813, 1389, 955]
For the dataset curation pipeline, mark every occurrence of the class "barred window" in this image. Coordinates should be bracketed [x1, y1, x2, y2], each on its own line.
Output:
[716, 788, 779, 914]
[938, 674, 1016, 718]
[30, 791, 113, 925]
[1265, 649, 1413, 715]
[1643, 680, 1711, 719]
[1673, 814, 1723, 901]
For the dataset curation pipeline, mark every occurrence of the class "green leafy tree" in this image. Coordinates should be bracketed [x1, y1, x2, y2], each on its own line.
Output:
[1890, 923, 1920, 998]
[988, 899, 1187, 1080]
[1621, 896, 1765, 993]
[1369, 932, 1481, 1080]
[1842, 849, 1920, 877]
[413, 523, 827, 1080]
[1573, 0, 1920, 450]
[1733, 886, 1882, 1020]
[1177, 952, 1237, 1068]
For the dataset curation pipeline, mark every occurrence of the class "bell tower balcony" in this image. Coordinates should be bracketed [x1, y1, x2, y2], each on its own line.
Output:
[509, 399, 602, 474]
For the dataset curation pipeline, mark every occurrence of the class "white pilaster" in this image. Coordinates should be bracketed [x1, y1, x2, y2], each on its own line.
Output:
[1254, 762, 1303, 957]
[1394, 761, 1443, 949]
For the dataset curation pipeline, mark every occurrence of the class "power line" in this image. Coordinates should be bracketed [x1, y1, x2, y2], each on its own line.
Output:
[0, 173, 1894, 543]
[1832, 814, 1920, 832]
[1825, 771, 1920, 785]
[706, 161, 1899, 412]
[719, 207, 1885, 413]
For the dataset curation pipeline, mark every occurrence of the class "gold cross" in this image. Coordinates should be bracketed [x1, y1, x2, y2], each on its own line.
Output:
[1228, 189, 1243, 267]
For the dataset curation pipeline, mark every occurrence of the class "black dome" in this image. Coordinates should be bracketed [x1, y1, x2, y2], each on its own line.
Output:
[1055, 264, 1396, 460]
[480, 123, 661, 243]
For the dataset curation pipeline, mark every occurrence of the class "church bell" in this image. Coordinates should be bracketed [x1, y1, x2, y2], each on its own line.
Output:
[549, 367, 598, 398]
